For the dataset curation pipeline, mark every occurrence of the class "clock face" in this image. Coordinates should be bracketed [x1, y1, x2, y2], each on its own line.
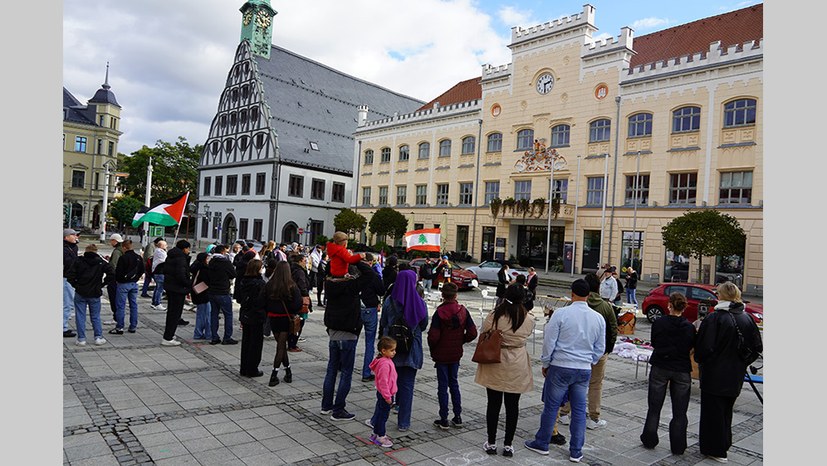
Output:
[256, 10, 271, 29]
[536, 72, 554, 95]
[243, 10, 253, 26]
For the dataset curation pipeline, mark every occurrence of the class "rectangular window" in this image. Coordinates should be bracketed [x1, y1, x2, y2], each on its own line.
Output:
[241, 174, 251, 195]
[97, 139, 103, 155]
[459, 182, 473, 206]
[288, 174, 304, 197]
[461, 137, 475, 155]
[415, 184, 427, 205]
[71, 170, 84, 189]
[436, 184, 449, 206]
[672, 106, 701, 133]
[669, 173, 698, 205]
[99, 115, 105, 126]
[214, 176, 223, 196]
[332, 182, 345, 203]
[628, 113, 653, 138]
[253, 219, 263, 241]
[94, 172, 100, 191]
[551, 179, 568, 203]
[514, 180, 531, 201]
[311, 178, 325, 200]
[108, 141, 115, 155]
[589, 119, 611, 143]
[439, 140, 451, 157]
[586, 176, 605, 206]
[203, 177, 211, 196]
[414, 223, 424, 231]
[364, 150, 374, 165]
[309, 220, 324, 242]
[487, 133, 502, 152]
[74, 136, 87, 153]
[381, 148, 391, 163]
[362, 187, 371, 206]
[239, 219, 249, 239]
[378, 186, 389, 206]
[517, 129, 534, 150]
[396, 185, 407, 205]
[624, 174, 650, 205]
[484, 181, 500, 205]
[724, 99, 756, 127]
[255, 173, 265, 195]
[201, 217, 209, 238]
[226, 175, 238, 195]
[551, 125, 570, 147]
[719, 171, 752, 204]
[418, 143, 430, 159]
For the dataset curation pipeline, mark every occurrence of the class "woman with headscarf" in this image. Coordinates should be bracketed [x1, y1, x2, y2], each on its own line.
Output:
[475, 283, 535, 457]
[377, 269, 428, 432]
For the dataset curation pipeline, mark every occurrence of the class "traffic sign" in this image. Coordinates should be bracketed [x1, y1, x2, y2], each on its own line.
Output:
[298, 228, 304, 235]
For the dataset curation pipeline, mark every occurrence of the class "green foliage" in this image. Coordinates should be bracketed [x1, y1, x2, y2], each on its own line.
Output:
[334, 208, 368, 234]
[661, 210, 746, 282]
[490, 197, 502, 218]
[373, 241, 393, 256]
[314, 234, 329, 246]
[531, 197, 545, 217]
[501, 197, 516, 214]
[109, 196, 144, 229]
[368, 207, 408, 239]
[516, 198, 530, 217]
[117, 137, 203, 206]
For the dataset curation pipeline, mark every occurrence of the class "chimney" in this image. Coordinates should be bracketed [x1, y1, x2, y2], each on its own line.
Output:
[357, 105, 369, 127]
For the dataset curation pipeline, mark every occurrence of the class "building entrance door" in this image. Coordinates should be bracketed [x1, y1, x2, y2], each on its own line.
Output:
[481, 227, 495, 262]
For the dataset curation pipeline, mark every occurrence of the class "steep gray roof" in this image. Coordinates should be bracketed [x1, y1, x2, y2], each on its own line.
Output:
[253, 45, 424, 173]
[63, 87, 97, 126]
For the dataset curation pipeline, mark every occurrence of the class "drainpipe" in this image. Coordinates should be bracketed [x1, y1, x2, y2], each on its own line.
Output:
[471, 118, 483, 261]
[608, 95, 621, 265]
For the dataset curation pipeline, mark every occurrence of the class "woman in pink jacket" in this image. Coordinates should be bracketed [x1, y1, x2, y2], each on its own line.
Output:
[367, 336, 399, 448]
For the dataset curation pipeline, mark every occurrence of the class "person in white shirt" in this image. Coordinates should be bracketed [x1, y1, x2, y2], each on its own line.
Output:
[598, 267, 618, 303]
[150, 240, 168, 310]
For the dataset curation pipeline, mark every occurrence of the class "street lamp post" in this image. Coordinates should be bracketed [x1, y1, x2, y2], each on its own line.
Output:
[632, 151, 642, 269]
[99, 161, 114, 243]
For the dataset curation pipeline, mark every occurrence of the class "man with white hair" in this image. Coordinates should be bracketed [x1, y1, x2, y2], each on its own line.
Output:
[150, 240, 168, 311]
[63, 228, 80, 338]
[104, 233, 124, 324]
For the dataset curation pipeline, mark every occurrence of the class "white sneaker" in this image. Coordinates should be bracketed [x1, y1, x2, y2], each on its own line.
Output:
[559, 414, 570, 425]
[364, 418, 374, 429]
[103, 320, 117, 325]
[94, 337, 107, 346]
[586, 418, 607, 430]
[75, 340, 87, 346]
[161, 339, 181, 346]
[151, 304, 167, 311]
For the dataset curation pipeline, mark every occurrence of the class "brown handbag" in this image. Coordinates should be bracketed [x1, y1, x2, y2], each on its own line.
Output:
[282, 299, 302, 336]
[472, 319, 503, 364]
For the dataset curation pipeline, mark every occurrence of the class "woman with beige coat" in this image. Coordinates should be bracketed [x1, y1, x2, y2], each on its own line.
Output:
[475, 283, 535, 458]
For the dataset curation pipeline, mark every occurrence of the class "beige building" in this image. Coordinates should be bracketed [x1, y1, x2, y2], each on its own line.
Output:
[63, 65, 123, 233]
[353, 3, 763, 295]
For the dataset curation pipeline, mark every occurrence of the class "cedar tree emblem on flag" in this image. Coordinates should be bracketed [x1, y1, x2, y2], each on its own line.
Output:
[131, 192, 190, 227]
[404, 228, 441, 252]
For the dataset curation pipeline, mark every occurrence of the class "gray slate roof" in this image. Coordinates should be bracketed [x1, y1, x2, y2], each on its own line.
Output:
[253, 45, 424, 173]
[63, 87, 97, 126]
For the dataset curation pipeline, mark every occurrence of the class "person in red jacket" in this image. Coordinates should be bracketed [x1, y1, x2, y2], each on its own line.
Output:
[427, 282, 478, 429]
[325, 231, 365, 277]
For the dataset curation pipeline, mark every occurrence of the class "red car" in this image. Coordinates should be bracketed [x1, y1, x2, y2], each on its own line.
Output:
[407, 258, 478, 290]
[641, 282, 763, 326]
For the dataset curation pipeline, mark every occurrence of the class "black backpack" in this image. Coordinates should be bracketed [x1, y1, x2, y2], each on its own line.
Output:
[389, 312, 413, 353]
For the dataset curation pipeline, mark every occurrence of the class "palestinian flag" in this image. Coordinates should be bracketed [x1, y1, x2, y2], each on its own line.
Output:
[404, 228, 441, 252]
[131, 192, 189, 227]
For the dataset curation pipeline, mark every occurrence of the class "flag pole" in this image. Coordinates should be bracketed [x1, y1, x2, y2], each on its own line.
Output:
[143, 157, 153, 247]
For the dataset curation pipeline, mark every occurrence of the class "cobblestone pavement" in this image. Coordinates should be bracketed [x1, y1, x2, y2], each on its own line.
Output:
[64, 282, 763, 465]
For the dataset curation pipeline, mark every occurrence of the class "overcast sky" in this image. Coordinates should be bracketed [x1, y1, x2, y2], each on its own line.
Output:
[63, 0, 763, 156]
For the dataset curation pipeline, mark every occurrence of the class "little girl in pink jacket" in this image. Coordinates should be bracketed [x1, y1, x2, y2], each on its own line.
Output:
[367, 336, 398, 447]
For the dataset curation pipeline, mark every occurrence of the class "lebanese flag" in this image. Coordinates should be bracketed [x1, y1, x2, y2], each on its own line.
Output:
[404, 228, 441, 252]
[131, 192, 189, 227]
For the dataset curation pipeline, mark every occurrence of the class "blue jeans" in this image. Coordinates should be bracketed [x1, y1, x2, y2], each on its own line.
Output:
[141, 274, 152, 296]
[396, 366, 418, 429]
[371, 391, 392, 436]
[321, 339, 357, 414]
[361, 306, 378, 378]
[626, 287, 637, 305]
[435, 362, 462, 421]
[532, 366, 591, 458]
[151, 274, 165, 306]
[63, 278, 75, 331]
[209, 294, 233, 341]
[193, 302, 212, 339]
[74, 295, 103, 342]
[115, 282, 139, 330]
[422, 278, 432, 290]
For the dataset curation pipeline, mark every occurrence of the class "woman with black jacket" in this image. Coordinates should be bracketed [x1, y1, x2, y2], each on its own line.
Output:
[238, 259, 267, 377]
[495, 263, 511, 306]
[161, 240, 192, 346]
[288, 253, 312, 352]
[262, 261, 303, 386]
[190, 253, 212, 340]
[382, 255, 398, 296]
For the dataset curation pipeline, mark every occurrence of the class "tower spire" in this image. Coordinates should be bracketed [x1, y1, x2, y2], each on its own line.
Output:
[102, 61, 110, 90]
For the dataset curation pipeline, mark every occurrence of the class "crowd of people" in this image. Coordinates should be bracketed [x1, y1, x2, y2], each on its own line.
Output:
[62, 228, 762, 463]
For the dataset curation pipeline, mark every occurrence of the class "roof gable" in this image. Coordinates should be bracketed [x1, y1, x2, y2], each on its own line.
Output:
[417, 77, 481, 111]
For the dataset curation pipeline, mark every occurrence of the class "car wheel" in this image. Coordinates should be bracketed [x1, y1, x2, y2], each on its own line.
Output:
[646, 305, 664, 323]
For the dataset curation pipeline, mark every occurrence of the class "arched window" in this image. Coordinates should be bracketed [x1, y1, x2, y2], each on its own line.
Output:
[516, 129, 534, 150]
[723, 99, 756, 127]
[589, 119, 611, 142]
[418, 142, 430, 159]
[230, 112, 238, 127]
[672, 106, 701, 133]
[398, 144, 410, 161]
[224, 138, 234, 152]
[628, 113, 653, 138]
[439, 139, 452, 157]
[461, 136, 475, 155]
[487, 133, 502, 152]
[381, 147, 391, 163]
[364, 149, 374, 164]
[551, 125, 570, 147]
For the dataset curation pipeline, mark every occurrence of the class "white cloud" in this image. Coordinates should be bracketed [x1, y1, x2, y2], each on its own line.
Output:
[497, 5, 534, 27]
[629, 17, 670, 33]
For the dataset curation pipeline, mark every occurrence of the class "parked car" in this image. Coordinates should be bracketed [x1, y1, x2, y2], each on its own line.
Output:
[667, 262, 743, 287]
[465, 260, 529, 285]
[641, 282, 763, 326]
[406, 257, 478, 290]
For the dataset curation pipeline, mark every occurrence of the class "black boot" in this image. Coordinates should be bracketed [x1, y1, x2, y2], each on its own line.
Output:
[268, 369, 279, 387]
[284, 367, 293, 383]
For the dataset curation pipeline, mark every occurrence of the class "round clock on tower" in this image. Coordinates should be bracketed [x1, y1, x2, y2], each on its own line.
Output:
[536, 72, 554, 95]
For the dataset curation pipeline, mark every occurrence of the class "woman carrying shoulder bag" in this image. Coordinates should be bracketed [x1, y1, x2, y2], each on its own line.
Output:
[262, 262, 303, 387]
[474, 283, 535, 457]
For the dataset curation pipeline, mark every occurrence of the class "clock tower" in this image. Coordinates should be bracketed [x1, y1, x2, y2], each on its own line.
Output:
[240, 0, 276, 59]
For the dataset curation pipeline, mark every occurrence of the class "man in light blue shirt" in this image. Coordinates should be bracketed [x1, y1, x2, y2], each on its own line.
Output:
[525, 278, 605, 463]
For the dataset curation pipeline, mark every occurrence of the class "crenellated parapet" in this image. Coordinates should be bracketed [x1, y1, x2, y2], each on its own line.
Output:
[357, 99, 482, 131]
[510, 4, 595, 46]
[481, 63, 511, 83]
[582, 27, 634, 58]
[624, 39, 763, 81]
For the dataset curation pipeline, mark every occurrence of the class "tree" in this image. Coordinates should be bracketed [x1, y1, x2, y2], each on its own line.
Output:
[109, 196, 144, 230]
[333, 208, 367, 235]
[117, 137, 203, 206]
[661, 210, 746, 283]
[368, 207, 409, 241]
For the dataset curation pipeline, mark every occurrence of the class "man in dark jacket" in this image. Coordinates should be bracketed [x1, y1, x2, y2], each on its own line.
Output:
[105, 233, 124, 324]
[63, 228, 80, 338]
[111, 239, 145, 334]
[207, 244, 238, 345]
[67, 243, 114, 346]
[160, 240, 192, 346]
[418, 258, 435, 291]
[357, 254, 387, 382]
[427, 282, 478, 428]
